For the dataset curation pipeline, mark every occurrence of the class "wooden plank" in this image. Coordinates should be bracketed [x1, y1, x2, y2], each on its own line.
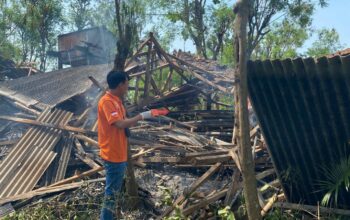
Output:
[139, 157, 180, 163]
[158, 162, 222, 219]
[0, 115, 97, 136]
[192, 154, 230, 165]
[184, 150, 229, 159]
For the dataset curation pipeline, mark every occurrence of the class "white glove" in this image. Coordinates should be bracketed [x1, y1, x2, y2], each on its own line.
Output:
[140, 110, 152, 120]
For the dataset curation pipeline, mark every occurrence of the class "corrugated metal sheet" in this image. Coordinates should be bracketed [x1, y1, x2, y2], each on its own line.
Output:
[247, 55, 350, 208]
[0, 108, 73, 198]
[0, 63, 112, 109]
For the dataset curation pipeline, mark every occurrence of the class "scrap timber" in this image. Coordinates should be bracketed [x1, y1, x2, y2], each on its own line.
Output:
[0, 33, 289, 219]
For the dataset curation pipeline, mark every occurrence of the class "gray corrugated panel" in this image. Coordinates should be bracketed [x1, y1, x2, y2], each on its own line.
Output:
[54, 136, 73, 183]
[0, 108, 73, 198]
[0, 63, 112, 109]
[0, 147, 56, 197]
[247, 55, 350, 208]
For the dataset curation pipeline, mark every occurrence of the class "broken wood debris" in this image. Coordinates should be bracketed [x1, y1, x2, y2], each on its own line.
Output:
[0, 34, 287, 219]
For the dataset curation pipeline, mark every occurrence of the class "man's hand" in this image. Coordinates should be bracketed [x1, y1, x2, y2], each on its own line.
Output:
[140, 108, 169, 120]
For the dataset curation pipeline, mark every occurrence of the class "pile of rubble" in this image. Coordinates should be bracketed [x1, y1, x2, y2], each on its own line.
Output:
[0, 34, 283, 219]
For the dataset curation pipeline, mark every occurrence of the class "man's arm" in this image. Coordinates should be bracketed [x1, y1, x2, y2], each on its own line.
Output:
[112, 108, 169, 129]
[113, 114, 142, 129]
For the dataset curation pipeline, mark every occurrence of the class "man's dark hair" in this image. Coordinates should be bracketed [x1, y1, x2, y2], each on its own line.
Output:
[106, 70, 130, 89]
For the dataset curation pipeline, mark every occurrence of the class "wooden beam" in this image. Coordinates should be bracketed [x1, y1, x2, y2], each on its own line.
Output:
[129, 63, 169, 78]
[144, 44, 152, 97]
[149, 34, 184, 75]
[125, 38, 151, 68]
[181, 65, 229, 93]
[0, 115, 97, 136]
[161, 70, 173, 93]
[134, 76, 140, 104]
[192, 154, 231, 165]
[150, 75, 162, 96]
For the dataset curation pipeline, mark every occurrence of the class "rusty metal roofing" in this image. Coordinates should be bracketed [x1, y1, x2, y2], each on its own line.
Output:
[0, 108, 73, 198]
[0, 63, 112, 109]
[247, 55, 350, 208]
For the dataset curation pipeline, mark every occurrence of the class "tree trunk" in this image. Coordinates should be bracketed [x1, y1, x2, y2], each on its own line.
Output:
[125, 140, 139, 209]
[114, 0, 140, 209]
[233, 0, 261, 220]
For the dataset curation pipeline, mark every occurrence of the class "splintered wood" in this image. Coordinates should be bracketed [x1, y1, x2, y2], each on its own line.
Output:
[0, 34, 282, 219]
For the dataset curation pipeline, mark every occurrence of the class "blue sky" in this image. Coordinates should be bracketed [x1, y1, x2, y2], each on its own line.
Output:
[306, 0, 350, 48]
[171, 0, 350, 53]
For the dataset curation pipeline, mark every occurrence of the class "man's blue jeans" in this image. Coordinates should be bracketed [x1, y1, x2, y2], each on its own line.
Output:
[100, 160, 127, 220]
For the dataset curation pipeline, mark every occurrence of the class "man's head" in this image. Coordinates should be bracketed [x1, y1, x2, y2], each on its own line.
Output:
[107, 70, 130, 97]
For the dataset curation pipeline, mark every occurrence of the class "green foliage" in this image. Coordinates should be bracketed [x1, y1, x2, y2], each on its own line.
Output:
[67, 0, 92, 31]
[218, 206, 235, 220]
[158, 185, 173, 206]
[317, 155, 350, 207]
[164, 206, 189, 220]
[252, 19, 308, 60]
[246, 0, 329, 57]
[306, 28, 345, 58]
[264, 208, 298, 220]
[207, 4, 235, 60]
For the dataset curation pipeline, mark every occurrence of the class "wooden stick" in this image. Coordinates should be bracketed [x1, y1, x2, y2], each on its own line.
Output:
[158, 162, 222, 219]
[0, 177, 105, 205]
[125, 38, 151, 67]
[274, 202, 350, 216]
[0, 115, 97, 136]
[50, 167, 104, 187]
[261, 193, 278, 216]
[88, 76, 106, 91]
[182, 189, 229, 216]
[75, 134, 99, 147]
[129, 63, 170, 78]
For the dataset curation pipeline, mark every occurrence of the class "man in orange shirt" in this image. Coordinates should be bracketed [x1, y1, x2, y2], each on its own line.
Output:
[98, 70, 168, 220]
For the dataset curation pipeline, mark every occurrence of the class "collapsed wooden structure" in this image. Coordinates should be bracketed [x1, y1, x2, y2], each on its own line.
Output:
[0, 33, 349, 218]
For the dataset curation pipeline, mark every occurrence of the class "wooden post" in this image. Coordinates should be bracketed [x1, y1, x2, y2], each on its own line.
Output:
[144, 41, 152, 97]
[134, 76, 140, 104]
[232, 0, 261, 220]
